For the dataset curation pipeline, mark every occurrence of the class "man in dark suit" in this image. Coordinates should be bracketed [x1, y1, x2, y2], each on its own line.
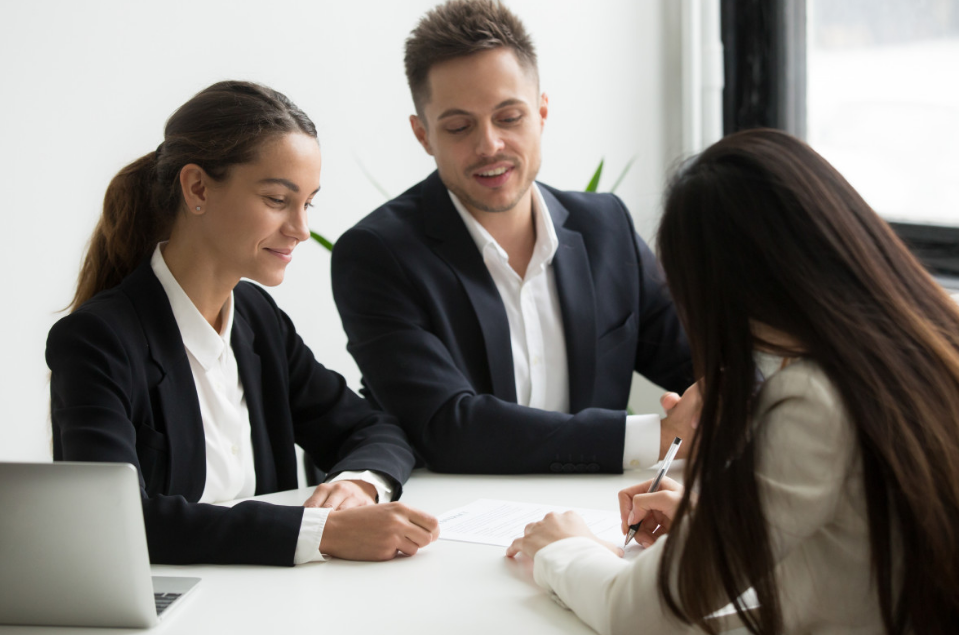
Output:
[332, 0, 695, 474]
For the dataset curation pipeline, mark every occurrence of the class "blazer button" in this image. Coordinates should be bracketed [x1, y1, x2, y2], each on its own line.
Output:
[550, 462, 563, 473]
[562, 463, 575, 473]
[587, 463, 600, 473]
[574, 464, 587, 473]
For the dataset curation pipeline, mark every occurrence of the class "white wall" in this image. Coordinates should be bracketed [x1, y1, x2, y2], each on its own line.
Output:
[0, 0, 688, 461]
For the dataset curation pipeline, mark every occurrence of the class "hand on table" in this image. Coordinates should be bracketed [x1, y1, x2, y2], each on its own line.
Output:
[505, 511, 624, 560]
[658, 381, 702, 460]
[618, 476, 685, 548]
[319, 502, 440, 561]
[303, 479, 378, 510]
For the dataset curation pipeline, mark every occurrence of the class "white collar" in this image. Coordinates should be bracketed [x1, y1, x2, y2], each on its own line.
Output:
[449, 183, 559, 275]
[754, 351, 785, 382]
[150, 243, 234, 371]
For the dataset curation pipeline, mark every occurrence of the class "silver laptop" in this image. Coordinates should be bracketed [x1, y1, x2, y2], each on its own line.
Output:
[0, 462, 200, 627]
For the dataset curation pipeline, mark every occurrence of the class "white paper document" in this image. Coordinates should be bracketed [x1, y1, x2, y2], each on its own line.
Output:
[438, 498, 625, 547]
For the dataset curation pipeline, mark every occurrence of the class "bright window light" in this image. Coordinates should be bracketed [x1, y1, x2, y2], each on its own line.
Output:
[807, 0, 959, 227]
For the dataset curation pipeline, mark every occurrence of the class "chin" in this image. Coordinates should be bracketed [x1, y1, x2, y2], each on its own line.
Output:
[249, 271, 286, 288]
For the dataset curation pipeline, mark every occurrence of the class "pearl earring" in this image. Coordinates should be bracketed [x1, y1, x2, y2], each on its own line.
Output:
[195, 206, 201, 211]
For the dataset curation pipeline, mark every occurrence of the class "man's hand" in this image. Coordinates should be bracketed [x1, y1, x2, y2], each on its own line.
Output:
[660, 391, 681, 412]
[303, 480, 378, 510]
[319, 503, 439, 561]
[659, 382, 702, 460]
[506, 511, 624, 560]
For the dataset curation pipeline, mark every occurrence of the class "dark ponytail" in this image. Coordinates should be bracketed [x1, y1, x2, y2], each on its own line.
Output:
[70, 80, 317, 311]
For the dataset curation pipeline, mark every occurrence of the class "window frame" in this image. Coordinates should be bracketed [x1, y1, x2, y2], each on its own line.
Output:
[720, 0, 959, 288]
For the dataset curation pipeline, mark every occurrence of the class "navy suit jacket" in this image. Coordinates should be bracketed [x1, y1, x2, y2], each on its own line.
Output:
[46, 260, 415, 566]
[332, 172, 692, 474]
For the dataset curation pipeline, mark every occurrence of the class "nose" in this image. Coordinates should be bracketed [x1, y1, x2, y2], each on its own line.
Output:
[475, 121, 505, 157]
[285, 204, 311, 243]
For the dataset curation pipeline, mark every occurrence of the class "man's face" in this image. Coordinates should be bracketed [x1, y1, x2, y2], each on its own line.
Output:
[411, 47, 548, 218]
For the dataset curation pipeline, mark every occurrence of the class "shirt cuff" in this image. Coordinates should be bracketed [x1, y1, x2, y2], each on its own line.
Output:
[293, 507, 331, 565]
[533, 537, 625, 611]
[623, 413, 661, 470]
[328, 470, 394, 504]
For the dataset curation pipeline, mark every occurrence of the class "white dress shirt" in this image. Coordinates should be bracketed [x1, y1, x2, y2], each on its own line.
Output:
[150, 245, 391, 564]
[449, 186, 662, 469]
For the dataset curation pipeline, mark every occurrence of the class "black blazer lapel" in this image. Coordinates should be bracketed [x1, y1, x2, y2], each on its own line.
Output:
[541, 187, 598, 413]
[121, 260, 207, 501]
[421, 172, 517, 403]
[231, 311, 278, 494]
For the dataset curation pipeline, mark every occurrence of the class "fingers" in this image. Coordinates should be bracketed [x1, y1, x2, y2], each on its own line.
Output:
[382, 503, 440, 549]
[334, 494, 369, 510]
[619, 480, 656, 531]
[305, 482, 378, 511]
[404, 521, 435, 551]
[655, 476, 683, 492]
[598, 538, 625, 558]
[304, 483, 353, 509]
[631, 527, 659, 548]
[660, 391, 681, 412]
[320, 502, 442, 561]
[396, 511, 438, 557]
[398, 535, 425, 557]
[404, 506, 440, 540]
[627, 489, 683, 526]
[506, 537, 524, 558]
[324, 489, 351, 510]
[303, 484, 334, 509]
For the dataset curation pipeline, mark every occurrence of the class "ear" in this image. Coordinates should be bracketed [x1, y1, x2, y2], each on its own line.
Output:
[539, 92, 549, 128]
[179, 164, 209, 215]
[410, 115, 433, 156]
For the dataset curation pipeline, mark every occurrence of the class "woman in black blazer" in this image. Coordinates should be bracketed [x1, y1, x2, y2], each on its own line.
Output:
[46, 81, 437, 566]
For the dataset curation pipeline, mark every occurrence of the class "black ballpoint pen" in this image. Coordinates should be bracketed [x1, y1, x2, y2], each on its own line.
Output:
[625, 436, 682, 547]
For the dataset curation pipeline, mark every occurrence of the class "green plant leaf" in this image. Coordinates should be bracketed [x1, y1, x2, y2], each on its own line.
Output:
[609, 156, 637, 194]
[585, 159, 604, 192]
[310, 230, 334, 252]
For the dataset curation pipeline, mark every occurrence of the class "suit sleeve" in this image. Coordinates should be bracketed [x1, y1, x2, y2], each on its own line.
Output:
[332, 227, 628, 474]
[252, 286, 415, 496]
[617, 196, 693, 393]
[46, 310, 303, 566]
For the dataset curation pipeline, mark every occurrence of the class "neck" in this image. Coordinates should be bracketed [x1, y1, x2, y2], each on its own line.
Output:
[161, 228, 237, 331]
[466, 190, 537, 278]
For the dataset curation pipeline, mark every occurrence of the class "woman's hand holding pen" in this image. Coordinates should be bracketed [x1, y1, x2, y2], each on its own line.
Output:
[618, 477, 684, 548]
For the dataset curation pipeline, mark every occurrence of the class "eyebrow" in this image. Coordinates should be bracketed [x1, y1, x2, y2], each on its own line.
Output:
[258, 178, 321, 195]
[437, 98, 527, 121]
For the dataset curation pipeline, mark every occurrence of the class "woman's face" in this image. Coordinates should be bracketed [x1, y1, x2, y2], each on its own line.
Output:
[199, 132, 321, 287]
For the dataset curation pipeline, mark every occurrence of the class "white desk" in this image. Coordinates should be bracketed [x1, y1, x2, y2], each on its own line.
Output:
[1, 468, 745, 635]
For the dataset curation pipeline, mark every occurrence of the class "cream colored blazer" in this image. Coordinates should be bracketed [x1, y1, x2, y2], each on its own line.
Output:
[533, 359, 886, 634]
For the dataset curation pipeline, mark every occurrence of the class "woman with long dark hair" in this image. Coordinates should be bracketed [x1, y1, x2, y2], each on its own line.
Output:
[507, 128, 959, 633]
[47, 81, 438, 566]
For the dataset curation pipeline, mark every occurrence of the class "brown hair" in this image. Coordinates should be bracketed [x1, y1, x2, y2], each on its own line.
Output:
[70, 80, 317, 311]
[657, 128, 959, 634]
[404, 0, 537, 116]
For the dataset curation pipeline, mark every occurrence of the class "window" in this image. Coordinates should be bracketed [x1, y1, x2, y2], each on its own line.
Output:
[808, 0, 959, 229]
[722, 0, 959, 285]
